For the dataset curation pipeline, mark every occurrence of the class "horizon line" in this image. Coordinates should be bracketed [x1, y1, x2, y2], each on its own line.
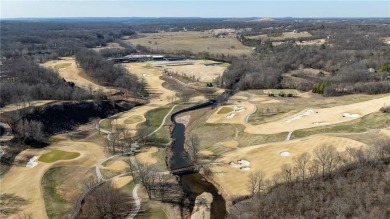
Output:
[2, 16, 390, 20]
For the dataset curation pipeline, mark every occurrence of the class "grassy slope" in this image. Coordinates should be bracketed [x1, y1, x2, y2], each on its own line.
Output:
[42, 167, 93, 219]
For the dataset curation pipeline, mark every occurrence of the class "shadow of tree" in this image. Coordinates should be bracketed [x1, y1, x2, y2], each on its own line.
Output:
[0, 193, 29, 216]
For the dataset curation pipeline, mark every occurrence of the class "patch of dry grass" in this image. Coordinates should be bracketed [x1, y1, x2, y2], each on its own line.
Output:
[126, 31, 252, 56]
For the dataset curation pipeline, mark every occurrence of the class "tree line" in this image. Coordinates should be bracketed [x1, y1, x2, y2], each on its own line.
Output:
[1, 20, 136, 62]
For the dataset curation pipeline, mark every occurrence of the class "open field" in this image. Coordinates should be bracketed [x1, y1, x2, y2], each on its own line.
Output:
[209, 135, 366, 198]
[38, 150, 80, 163]
[247, 31, 312, 41]
[153, 59, 229, 83]
[126, 31, 252, 55]
[92, 42, 124, 51]
[41, 57, 117, 95]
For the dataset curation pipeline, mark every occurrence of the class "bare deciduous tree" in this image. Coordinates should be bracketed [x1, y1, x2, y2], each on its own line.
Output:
[78, 184, 133, 219]
[186, 134, 200, 164]
[294, 152, 311, 182]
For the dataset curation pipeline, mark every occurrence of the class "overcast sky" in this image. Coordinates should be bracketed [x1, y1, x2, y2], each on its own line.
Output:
[1, 0, 389, 19]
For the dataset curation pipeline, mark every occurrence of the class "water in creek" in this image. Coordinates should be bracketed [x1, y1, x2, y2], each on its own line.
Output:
[170, 108, 227, 219]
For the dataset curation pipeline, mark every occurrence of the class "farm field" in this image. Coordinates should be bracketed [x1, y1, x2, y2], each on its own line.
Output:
[126, 31, 253, 55]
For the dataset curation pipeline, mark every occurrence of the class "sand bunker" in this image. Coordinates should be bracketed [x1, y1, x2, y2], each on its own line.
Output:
[226, 113, 236, 118]
[135, 147, 158, 164]
[229, 159, 251, 168]
[234, 106, 245, 112]
[26, 156, 38, 168]
[341, 113, 360, 118]
[280, 151, 290, 157]
[286, 109, 314, 123]
[111, 176, 133, 189]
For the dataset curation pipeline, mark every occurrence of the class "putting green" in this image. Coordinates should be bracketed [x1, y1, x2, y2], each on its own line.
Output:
[38, 150, 80, 163]
[124, 115, 144, 124]
[54, 63, 71, 70]
[217, 107, 233, 114]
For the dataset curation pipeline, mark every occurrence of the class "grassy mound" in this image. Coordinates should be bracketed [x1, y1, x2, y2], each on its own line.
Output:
[217, 107, 233, 114]
[39, 150, 80, 163]
[124, 115, 144, 124]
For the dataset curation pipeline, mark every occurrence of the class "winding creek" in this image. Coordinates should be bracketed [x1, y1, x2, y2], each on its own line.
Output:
[169, 99, 229, 219]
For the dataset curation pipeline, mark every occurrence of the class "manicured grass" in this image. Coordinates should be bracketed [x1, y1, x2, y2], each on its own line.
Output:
[54, 63, 71, 70]
[292, 112, 390, 139]
[124, 115, 144, 124]
[38, 150, 80, 163]
[217, 106, 233, 114]
[144, 107, 171, 129]
[99, 119, 112, 130]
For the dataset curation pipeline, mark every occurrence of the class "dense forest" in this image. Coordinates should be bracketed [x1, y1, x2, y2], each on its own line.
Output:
[75, 49, 143, 94]
[1, 21, 135, 61]
[228, 140, 390, 219]
[0, 58, 89, 106]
